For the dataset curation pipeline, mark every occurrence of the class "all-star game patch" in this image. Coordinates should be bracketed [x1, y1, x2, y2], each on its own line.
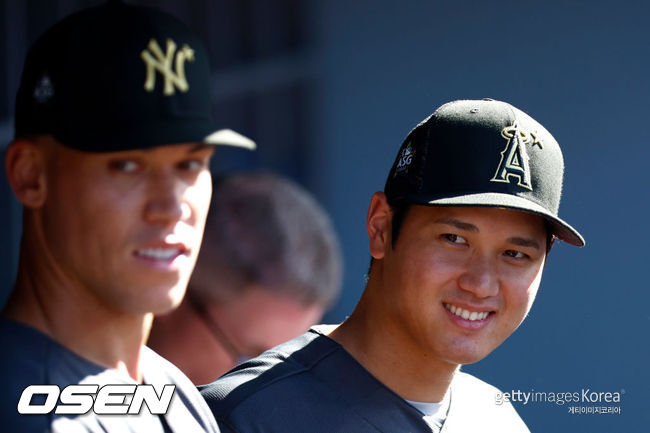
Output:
[395, 142, 415, 175]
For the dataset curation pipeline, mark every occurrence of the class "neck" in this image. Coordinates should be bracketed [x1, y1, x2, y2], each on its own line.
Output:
[149, 297, 233, 384]
[328, 279, 459, 403]
[3, 227, 150, 382]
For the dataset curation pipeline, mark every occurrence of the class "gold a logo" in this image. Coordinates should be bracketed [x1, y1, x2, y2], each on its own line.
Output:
[490, 124, 543, 191]
[141, 38, 195, 96]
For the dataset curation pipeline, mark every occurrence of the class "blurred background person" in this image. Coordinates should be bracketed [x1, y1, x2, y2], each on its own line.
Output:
[148, 171, 342, 384]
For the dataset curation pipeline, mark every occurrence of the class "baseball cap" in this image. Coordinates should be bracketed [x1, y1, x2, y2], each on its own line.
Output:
[384, 99, 584, 246]
[14, 0, 255, 152]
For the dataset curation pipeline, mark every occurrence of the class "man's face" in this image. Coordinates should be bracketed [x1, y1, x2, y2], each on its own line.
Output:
[213, 289, 325, 360]
[40, 138, 214, 316]
[373, 202, 547, 366]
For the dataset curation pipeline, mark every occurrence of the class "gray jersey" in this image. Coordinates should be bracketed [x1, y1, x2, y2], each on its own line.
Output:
[200, 326, 529, 433]
[0, 318, 219, 433]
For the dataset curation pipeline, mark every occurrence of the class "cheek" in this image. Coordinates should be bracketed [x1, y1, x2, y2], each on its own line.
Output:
[505, 262, 545, 321]
[78, 182, 140, 232]
[387, 261, 450, 348]
[398, 246, 460, 290]
[524, 264, 544, 312]
[48, 176, 140, 247]
[387, 249, 457, 317]
[185, 172, 212, 225]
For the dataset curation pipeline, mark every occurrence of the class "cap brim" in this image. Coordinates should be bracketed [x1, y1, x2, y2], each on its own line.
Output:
[203, 129, 256, 150]
[405, 192, 585, 247]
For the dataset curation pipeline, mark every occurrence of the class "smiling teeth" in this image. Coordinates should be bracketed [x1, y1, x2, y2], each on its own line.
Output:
[444, 303, 489, 321]
[137, 248, 180, 260]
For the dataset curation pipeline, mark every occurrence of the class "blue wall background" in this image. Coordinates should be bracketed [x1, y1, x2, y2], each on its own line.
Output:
[1, 1, 648, 431]
[310, 1, 648, 431]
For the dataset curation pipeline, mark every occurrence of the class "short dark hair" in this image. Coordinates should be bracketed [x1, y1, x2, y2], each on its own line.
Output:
[389, 201, 412, 247]
[190, 171, 342, 307]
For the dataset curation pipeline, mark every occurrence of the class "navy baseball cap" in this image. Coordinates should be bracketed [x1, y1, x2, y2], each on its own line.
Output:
[385, 99, 584, 246]
[14, 0, 255, 152]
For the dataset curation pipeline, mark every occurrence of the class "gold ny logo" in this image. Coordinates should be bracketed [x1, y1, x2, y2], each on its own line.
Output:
[141, 38, 195, 96]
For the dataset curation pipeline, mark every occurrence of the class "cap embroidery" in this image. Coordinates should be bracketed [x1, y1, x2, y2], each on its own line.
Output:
[395, 142, 415, 175]
[141, 38, 194, 96]
[490, 123, 541, 191]
[530, 131, 543, 149]
[33, 74, 54, 103]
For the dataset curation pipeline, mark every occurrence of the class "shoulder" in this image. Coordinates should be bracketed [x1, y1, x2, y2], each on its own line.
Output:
[0, 319, 136, 432]
[200, 326, 431, 433]
[443, 371, 530, 433]
[0, 318, 52, 378]
[141, 345, 195, 385]
[199, 328, 327, 404]
[0, 318, 106, 382]
[142, 346, 220, 433]
[0, 319, 57, 432]
[200, 327, 347, 430]
[0, 321, 219, 433]
[0, 319, 101, 432]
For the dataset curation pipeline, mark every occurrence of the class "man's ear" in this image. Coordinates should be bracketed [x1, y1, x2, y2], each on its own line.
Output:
[366, 192, 392, 260]
[5, 138, 47, 208]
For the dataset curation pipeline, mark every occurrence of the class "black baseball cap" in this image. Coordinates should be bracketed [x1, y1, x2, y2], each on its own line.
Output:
[14, 0, 255, 152]
[385, 99, 584, 246]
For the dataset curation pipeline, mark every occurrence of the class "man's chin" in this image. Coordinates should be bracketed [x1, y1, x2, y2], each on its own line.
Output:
[137, 282, 188, 316]
[442, 348, 492, 366]
[158, 284, 187, 314]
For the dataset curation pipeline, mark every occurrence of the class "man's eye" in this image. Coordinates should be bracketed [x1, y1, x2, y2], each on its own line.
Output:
[178, 159, 206, 172]
[442, 234, 468, 245]
[110, 160, 139, 173]
[504, 250, 528, 259]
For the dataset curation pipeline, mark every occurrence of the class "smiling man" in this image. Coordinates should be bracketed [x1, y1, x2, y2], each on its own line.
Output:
[0, 2, 253, 432]
[199, 99, 584, 432]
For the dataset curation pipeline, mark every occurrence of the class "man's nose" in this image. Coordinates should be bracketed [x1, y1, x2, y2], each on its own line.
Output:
[143, 172, 189, 226]
[457, 253, 499, 298]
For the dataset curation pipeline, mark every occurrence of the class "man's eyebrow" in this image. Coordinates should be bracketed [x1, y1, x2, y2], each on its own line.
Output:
[434, 217, 542, 250]
[138, 143, 211, 154]
[433, 217, 479, 232]
[187, 143, 212, 153]
[507, 237, 541, 250]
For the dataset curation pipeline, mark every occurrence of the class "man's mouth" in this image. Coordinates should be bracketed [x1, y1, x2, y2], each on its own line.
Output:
[443, 303, 492, 321]
[134, 247, 185, 261]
